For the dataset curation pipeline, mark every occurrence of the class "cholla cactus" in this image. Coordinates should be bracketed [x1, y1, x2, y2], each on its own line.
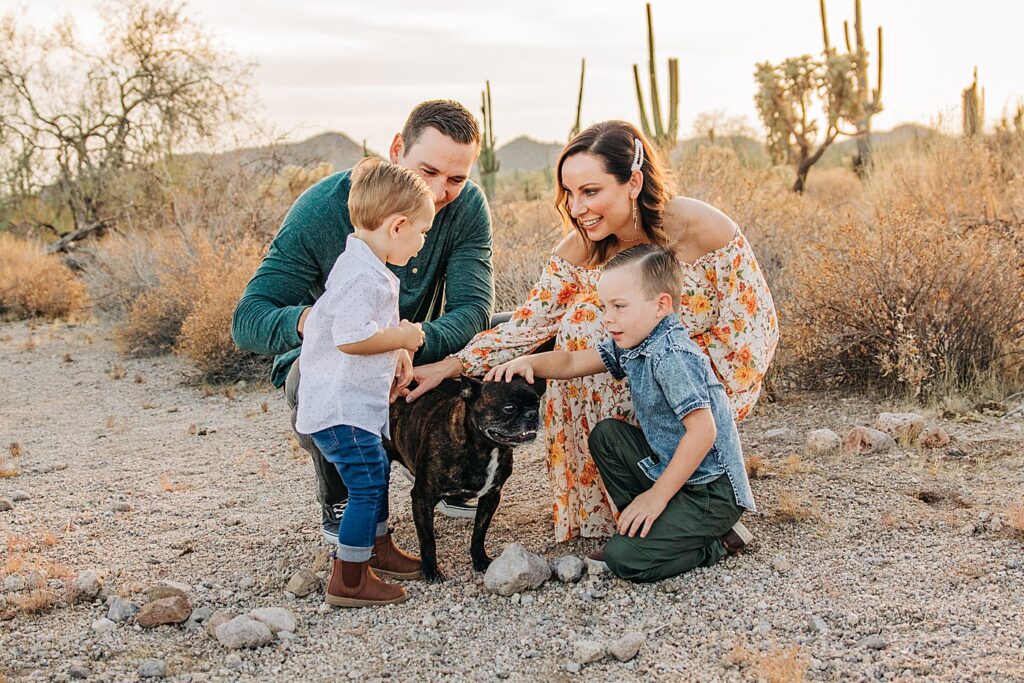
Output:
[632, 3, 679, 155]
[479, 80, 499, 201]
[962, 67, 984, 138]
[820, 0, 883, 173]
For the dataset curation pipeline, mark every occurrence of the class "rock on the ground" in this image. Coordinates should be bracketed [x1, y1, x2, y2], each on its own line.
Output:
[10, 490, 29, 502]
[804, 429, 841, 455]
[921, 426, 951, 448]
[551, 556, 585, 583]
[842, 426, 896, 455]
[858, 635, 888, 650]
[3, 574, 27, 592]
[106, 597, 140, 622]
[249, 607, 297, 634]
[483, 544, 551, 596]
[583, 557, 609, 576]
[0, 499, 12, 512]
[763, 427, 801, 444]
[875, 412, 925, 443]
[74, 570, 103, 601]
[771, 555, 793, 573]
[285, 569, 320, 597]
[215, 615, 275, 650]
[137, 595, 191, 628]
[68, 663, 91, 679]
[91, 617, 116, 633]
[572, 639, 606, 664]
[205, 610, 236, 638]
[138, 659, 167, 678]
[145, 580, 190, 602]
[609, 632, 644, 662]
[807, 615, 829, 633]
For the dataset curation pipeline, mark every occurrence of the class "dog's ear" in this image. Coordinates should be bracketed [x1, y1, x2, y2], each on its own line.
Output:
[459, 374, 483, 400]
[513, 374, 546, 399]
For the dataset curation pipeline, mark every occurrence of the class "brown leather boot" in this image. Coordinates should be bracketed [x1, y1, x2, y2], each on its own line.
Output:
[370, 530, 423, 580]
[325, 557, 408, 607]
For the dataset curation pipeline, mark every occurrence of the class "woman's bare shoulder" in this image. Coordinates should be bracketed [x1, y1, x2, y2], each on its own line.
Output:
[663, 197, 738, 255]
[552, 230, 590, 267]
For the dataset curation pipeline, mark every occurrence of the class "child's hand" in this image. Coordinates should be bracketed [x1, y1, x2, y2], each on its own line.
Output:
[617, 489, 669, 538]
[390, 350, 413, 403]
[398, 319, 424, 351]
[484, 358, 536, 384]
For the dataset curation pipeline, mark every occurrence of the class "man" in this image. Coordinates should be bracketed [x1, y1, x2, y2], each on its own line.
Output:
[232, 100, 495, 544]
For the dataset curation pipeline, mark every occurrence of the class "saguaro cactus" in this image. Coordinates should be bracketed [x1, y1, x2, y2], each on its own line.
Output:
[962, 67, 985, 137]
[479, 80, 499, 201]
[569, 58, 586, 141]
[632, 3, 679, 154]
[820, 0, 883, 173]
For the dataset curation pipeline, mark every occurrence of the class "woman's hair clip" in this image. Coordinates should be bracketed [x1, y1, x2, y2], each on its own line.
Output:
[630, 138, 645, 173]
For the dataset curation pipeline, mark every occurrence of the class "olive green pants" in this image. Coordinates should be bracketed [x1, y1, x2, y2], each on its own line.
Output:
[588, 419, 744, 583]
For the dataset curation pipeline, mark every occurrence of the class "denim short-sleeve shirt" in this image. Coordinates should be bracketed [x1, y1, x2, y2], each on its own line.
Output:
[295, 235, 400, 438]
[598, 316, 756, 511]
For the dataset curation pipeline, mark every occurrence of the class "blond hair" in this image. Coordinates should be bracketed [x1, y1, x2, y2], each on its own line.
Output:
[349, 156, 434, 230]
[603, 244, 682, 310]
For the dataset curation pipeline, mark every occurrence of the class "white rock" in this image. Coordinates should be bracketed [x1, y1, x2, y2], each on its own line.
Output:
[10, 490, 29, 502]
[770, 555, 793, 573]
[138, 659, 167, 678]
[3, 574, 27, 592]
[483, 544, 551, 596]
[551, 556, 585, 583]
[572, 639, 606, 664]
[74, 570, 103, 601]
[215, 615, 275, 650]
[92, 617, 117, 633]
[842, 426, 896, 455]
[249, 607, 297, 634]
[609, 632, 644, 661]
[583, 557, 609, 577]
[763, 427, 801, 444]
[285, 569, 320, 598]
[804, 429, 841, 455]
[106, 597, 140, 622]
[875, 412, 925, 443]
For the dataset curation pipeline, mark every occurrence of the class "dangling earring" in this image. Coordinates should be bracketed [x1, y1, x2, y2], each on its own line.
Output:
[632, 197, 638, 235]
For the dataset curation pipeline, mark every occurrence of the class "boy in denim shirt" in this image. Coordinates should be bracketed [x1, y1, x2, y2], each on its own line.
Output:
[486, 244, 755, 582]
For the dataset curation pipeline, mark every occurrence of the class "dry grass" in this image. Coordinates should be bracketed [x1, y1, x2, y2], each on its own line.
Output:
[773, 489, 821, 524]
[158, 472, 188, 493]
[490, 199, 563, 311]
[108, 364, 127, 380]
[1, 534, 76, 619]
[724, 644, 809, 683]
[1009, 501, 1024, 538]
[0, 233, 89, 320]
[745, 454, 771, 479]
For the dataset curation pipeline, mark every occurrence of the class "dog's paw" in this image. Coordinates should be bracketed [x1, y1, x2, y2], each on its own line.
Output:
[472, 555, 492, 572]
[422, 566, 447, 584]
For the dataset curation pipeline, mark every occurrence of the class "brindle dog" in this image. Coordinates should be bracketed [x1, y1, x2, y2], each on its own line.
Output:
[385, 375, 543, 582]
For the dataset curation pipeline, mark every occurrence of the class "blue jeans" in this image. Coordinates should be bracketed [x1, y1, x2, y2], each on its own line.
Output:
[310, 425, 390, 561]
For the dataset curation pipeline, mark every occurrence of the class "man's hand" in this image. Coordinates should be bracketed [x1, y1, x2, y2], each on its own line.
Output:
[484, 357, 537, 384]
[404, 356, 463, 402]
[297, 307, 311, 339]
[390, 349, 414, 403]
[617, 489, 669, 538]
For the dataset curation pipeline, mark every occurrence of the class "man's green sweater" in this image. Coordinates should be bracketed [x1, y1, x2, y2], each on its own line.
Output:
[232, 170, 494, 387]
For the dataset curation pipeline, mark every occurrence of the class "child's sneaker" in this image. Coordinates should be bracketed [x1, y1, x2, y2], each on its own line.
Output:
[720, 521, 754, 554]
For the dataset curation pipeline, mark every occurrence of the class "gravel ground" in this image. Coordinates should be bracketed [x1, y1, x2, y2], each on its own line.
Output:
[1, 319, 1023, 682]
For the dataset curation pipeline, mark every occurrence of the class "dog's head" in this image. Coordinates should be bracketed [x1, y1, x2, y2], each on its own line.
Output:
[459, 375, 544, 447]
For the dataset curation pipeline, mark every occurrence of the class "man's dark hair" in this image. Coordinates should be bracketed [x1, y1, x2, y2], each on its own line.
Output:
[604, 244, 682, 310]
[401, 100, 480, 150]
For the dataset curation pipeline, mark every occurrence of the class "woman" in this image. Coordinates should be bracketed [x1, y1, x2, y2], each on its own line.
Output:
[409, 121, 778, 541]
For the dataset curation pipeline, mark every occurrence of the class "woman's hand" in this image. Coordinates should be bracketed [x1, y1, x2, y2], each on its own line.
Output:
[484, 357, 537, 384]
[617, 489, 669, 538]
[389, 349, 413, 403]
[404, 356, 463, 402]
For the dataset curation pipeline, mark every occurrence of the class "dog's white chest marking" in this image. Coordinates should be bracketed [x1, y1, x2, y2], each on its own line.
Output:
[476, 448, 500, 498]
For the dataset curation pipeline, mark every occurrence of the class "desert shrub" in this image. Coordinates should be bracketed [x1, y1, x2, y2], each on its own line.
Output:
[490, 199, 562, 311]
[786, 209, 1024, 396]
[0, 233, 89, 320]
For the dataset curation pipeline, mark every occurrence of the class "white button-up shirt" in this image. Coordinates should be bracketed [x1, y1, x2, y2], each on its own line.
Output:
[295, 235, 400, 438]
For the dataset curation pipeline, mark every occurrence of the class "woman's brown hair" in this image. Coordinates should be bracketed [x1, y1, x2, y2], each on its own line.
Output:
[554, 121, 672, 266]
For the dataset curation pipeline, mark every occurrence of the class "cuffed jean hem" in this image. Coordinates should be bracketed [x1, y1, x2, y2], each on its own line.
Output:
[376, 521, 389, 537]
[337, 544, 373, 562]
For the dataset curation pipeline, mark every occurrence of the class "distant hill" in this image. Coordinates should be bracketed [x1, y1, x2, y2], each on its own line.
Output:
[494, 136, 563, 174]
[217, 132, 367, 173]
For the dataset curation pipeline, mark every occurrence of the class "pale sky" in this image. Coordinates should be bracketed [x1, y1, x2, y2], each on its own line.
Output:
[8, 0, 1023, 149]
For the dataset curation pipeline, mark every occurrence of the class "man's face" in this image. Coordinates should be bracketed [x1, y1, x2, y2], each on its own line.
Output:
[596, 267, 670, 349]
[390, 127, 477, 211]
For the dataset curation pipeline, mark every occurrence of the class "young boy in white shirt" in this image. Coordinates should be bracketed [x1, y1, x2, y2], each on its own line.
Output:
[295, 157, 433, 607]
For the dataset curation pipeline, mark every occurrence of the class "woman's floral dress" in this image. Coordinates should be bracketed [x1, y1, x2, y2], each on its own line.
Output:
[456, 231, 779, 541]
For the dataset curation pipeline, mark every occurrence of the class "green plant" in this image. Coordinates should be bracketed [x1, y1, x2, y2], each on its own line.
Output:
[479, 80, 499, 201]
[632, 3, 678, 154]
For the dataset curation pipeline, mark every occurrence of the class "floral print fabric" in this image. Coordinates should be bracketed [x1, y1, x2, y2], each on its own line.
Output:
[456, 231, 778, 541]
